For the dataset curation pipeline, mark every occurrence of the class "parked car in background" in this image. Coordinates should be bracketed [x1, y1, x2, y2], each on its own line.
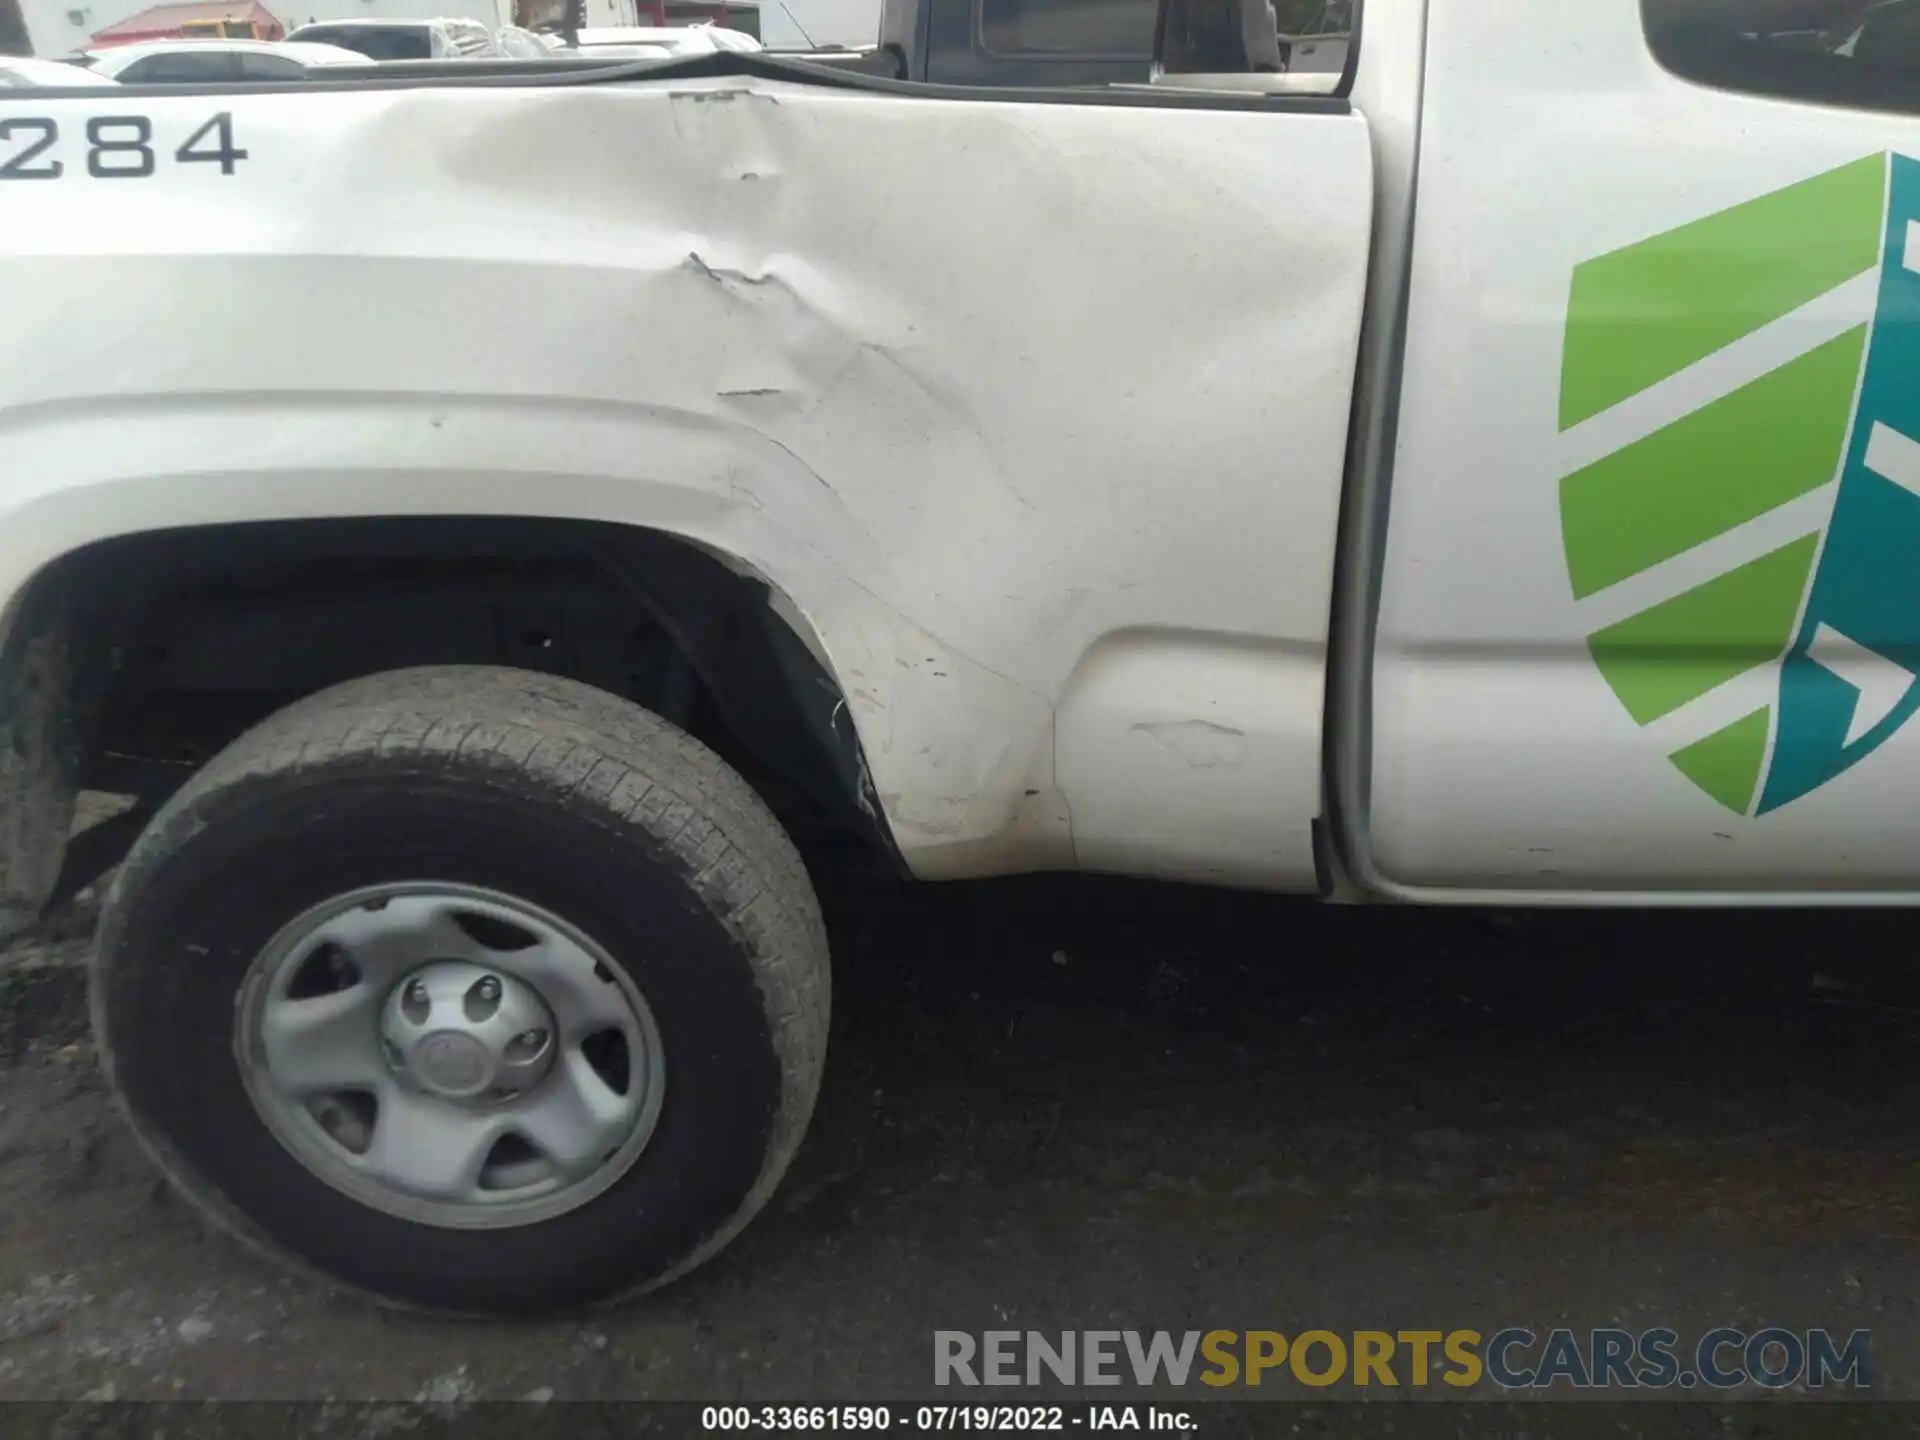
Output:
[0, 55, 119, 85]
[285, 17, 502, 59]
[85, 38, 369, 81]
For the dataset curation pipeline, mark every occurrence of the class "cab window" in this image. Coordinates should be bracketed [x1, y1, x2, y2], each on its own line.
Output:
[1644, 0, 1920, 111]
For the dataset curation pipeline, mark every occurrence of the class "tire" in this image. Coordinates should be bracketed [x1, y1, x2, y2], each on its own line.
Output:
[91, 665, 830, 1315]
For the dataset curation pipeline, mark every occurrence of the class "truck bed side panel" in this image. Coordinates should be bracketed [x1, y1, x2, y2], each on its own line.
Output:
[0, 79, 1372, 885]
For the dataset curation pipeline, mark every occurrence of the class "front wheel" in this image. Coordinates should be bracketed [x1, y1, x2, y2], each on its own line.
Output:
[92, 666, 830, 1314]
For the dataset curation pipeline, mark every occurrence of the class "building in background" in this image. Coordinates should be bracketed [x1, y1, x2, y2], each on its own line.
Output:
[86, 0, 282, 45]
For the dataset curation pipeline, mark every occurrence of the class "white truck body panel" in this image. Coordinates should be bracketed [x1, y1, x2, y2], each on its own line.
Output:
[23, 0, 1906, 905]
[0, 79, 1372, 884]
[1369, 0, 1920, 899]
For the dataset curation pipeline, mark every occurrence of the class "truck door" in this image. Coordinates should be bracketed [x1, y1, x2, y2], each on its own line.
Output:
[1366, 0, 1920, 896]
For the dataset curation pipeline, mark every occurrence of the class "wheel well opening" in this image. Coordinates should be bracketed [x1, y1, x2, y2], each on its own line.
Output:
[14, 516, 897, 909]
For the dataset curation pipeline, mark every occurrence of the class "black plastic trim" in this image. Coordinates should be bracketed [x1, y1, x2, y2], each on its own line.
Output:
[1322, 0, 1425, 897]
[1334, 0, 1362, 98]
[4, 47, 1350, 109]
[910, 0, 935, 79]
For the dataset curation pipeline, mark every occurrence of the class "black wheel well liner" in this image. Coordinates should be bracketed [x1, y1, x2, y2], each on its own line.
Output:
[0, 515, 901, 928]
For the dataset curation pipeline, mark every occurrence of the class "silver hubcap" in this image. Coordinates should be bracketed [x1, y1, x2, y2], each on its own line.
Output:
[235, 883, 666, 1229]
[383, 961, 556, 1101]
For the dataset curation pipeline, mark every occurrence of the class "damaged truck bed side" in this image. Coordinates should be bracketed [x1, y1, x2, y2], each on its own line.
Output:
[0, 0, 1909, 1311]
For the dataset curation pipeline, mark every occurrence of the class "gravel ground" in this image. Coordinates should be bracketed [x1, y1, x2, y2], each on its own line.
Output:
[1, 800, 1919, 1425]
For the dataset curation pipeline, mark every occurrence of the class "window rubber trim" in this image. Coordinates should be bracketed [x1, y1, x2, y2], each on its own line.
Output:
[2, 47, 1350, 110]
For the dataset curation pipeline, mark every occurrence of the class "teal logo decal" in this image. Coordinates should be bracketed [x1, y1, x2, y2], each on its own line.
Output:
[1560, 152, 1920, 814]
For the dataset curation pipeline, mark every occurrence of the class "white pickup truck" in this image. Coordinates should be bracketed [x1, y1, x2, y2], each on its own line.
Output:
[0, 0, 1907, 1313]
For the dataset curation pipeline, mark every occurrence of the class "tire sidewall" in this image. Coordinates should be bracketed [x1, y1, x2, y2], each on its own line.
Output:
[97, 760, 784, 1313]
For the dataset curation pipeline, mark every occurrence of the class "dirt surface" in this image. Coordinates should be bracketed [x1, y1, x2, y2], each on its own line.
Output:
[2, 812, 1920, 1415]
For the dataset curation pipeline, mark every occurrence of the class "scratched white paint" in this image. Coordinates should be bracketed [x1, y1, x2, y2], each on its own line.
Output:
[1056, 633, 1315, 885]
[0, 77, 1372, 886]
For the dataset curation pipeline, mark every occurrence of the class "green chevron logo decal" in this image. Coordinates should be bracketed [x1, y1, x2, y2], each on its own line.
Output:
[1560, 152, 1920, 815]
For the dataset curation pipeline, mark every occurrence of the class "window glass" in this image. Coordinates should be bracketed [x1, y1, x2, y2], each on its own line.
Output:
[1644, 0, 1920, 112]
[236, 52, 303, 77]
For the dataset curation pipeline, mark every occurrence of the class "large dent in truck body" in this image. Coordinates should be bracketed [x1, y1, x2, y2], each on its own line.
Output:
[0, 79, 1373, 882]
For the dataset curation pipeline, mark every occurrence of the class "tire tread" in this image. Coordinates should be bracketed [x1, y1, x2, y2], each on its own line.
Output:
[96, 664, 830, 1312]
